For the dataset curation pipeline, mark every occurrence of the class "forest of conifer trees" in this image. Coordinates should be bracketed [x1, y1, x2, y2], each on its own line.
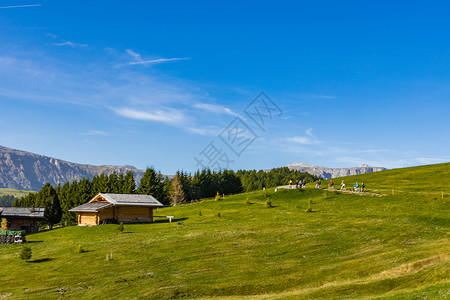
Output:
[13, 167, 318, 224]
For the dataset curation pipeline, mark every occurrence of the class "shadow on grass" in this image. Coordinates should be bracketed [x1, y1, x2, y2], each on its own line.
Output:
[26, 240, 43, 243]
[30, 258, 53, 263]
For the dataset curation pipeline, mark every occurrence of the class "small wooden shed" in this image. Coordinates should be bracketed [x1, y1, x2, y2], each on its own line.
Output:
[69, 193, 164, 226]
[0, 207, 45, 232]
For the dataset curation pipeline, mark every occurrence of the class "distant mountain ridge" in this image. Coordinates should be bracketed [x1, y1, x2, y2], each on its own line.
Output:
[0, 145, 146, 191]
[287, 162, 386, 179]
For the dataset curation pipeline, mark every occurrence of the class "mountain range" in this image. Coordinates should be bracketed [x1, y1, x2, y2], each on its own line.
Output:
[0, 145, 386, 191]
[0, 145, 145, 191]
[287, 162, 386, 179]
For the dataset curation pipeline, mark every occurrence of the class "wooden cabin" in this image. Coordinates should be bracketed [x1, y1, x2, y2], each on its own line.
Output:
[69, 193, 164, 226]
[0, 207, 45, 232]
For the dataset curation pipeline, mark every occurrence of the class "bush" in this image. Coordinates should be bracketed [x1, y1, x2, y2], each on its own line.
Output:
[215, 192, 221, 201]
[199, 211, 202, 216]
[217, 213, 221, 218]
[305, 200, 313, 212]
[245, 197, 251, 205]
[19, 245, 32, 262]
[265, 200, 272, 208]
[118, 222, 124, 233]
[76, 244, 84, 253]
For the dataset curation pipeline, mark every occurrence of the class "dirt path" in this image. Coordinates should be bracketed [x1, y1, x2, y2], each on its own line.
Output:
[276, 185, 386, 197]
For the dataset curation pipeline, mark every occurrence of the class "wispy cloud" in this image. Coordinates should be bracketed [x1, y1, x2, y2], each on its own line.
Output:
[194, 103, 240, 117]
[113, 107, 185, 125]
[53, 41, 88, 48]
[185, 126, 221, 136]
[126, 49, 189, 66]
[129, 57, 190, 65]
[80, 130, 108, 136]
[286, 128, 319, 145]
[0, 4, 42, 9]
[286, 136, 318, 145]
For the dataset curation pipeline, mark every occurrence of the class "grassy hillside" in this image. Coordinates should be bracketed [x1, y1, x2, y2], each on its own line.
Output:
[0, 164, 449, 299]
[0, 188, 32, 198]
[326, 162, 450, 194]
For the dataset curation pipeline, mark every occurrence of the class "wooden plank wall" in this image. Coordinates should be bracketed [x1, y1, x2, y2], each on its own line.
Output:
[78, 206, 154, 225]
[116, 206, 153, 223]
[6, 218, 39, 231]
[79, 212, 98, 226]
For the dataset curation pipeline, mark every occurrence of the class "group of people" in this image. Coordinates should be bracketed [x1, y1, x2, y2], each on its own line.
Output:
[338, 180, 365, 192]
[288, 179, 366, 192]
[288, 179, 307, 189]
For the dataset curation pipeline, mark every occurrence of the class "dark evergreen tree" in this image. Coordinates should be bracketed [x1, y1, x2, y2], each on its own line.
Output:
[0, 195, 16, 206]
[76, 178, 92, 205]
[36, 183, 62, 229]
[108, 171, 121, 193]
[91, 172, 108, 195]
[136, 168, 158, 195]
[59, 182, 75, 223]
[122, 170, 136, 194]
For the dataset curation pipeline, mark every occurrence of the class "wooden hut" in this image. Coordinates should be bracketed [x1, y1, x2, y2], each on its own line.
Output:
[69, 193, 164, 226]
[0, 207, 45, 232]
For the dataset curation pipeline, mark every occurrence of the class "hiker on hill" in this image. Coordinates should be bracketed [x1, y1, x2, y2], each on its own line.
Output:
[354, 182, 359, 192]
[289, 179, 293, 189]
[315, 179, 321, 189]
[340, 180, 346, 190]
[302, 179, 306, 188]
[329, 180, 334, 190]
[295, 179, 299, 189]
[361, 182, 365, 192]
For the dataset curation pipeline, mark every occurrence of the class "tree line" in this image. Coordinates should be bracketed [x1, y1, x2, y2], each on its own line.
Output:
[13, 167, 318, 225]
[0, 195, 16, 207]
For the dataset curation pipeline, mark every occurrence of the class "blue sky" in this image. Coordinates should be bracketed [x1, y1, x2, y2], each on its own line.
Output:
[0, 0, 449, 174]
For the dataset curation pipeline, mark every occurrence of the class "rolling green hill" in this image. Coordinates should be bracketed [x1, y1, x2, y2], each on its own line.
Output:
[0, 188, 32, 199]
[0, 163, 449, 299]
[327, 162, 450, 194]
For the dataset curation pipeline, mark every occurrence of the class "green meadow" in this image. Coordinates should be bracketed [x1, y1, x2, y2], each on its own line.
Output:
[0, 163, 449, 299]
[0, 188, 31, 199]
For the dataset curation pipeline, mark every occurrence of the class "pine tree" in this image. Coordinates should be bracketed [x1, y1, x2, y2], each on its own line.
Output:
[122, 171, 136, 194]
[19, 246, 32, 262]
[108, 171, 120, 193]
[59, 182, 75, 223]
[91, 172, 108, 195]
[136, 168, 158, 195]
[36, 183, 62, 229]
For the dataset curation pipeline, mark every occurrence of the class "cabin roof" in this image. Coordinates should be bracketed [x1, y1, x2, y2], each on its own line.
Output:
[0, 207, 45, 218]
[68, 202, 112, 213]
[68, 193, 164, 213]
[95, 193, 164, 207]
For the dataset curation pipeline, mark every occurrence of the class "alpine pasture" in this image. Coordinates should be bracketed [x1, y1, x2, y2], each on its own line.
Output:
[0, 163, 449, 299]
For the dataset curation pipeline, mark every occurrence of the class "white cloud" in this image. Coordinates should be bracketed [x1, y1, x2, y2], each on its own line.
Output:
[80, 130, 108, 136]
[194, 103, 240, 117]
[286, 136, 318, 145]
[126, 49, 142, 61]
[185, 126, 220, 136]
[286, 128, 319, 145]
[126, 49, 190, 66]
[53, 41, 88, 48]
[129, 57, 190, 65]
[113, 107, 185, 125]
[0, 4, 42, 9]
